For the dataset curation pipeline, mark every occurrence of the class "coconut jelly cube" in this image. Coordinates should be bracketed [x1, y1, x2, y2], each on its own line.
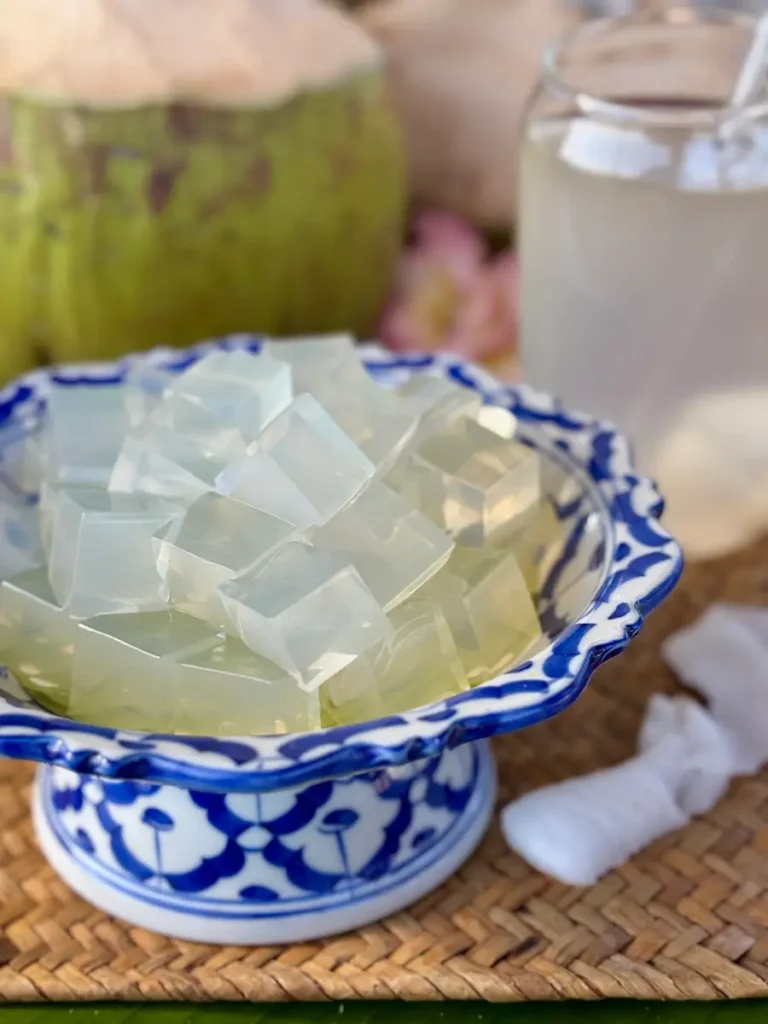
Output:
[70, 610, 221, 731]
[39, 479, 57, 557]
[154, 492, 295, 628]
[397, 418, 540, 546]
[146, 388, 240, 439]
[321, 598, 469, 727]
[266, 335, 416, 470]
[264, 334, 360, 391]
[18, 432, 44, 494]
[416, 569, 480, 676]
[398, 374, 482, 446]
[321, 395, 417, 474]
[123, 364, 178, 426]
[165, 349, 292, 440]
[444, 545, 542, 683]
[48, 486, 183, 618]
[217, 394, 374, 528]
[220, 543, 392, 691]
[0, 494, 44, 577]
[312, 481, 453, 612]
[39, 384, 130, 487]
[476, 405, 517, 440]
[110, 411, 246, 504]
[386, 598, 470, 702]
[0, 567, 62, 648]
[0, 566, 76, 714]
[173, 636, 319, 736]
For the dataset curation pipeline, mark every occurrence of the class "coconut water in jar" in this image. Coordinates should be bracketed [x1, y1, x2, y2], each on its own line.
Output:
[520, 8, 768, 558]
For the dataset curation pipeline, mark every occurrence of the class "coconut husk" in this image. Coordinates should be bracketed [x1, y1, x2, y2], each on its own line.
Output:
[0, 0, 380, 107]
[0, 0, 406, 372]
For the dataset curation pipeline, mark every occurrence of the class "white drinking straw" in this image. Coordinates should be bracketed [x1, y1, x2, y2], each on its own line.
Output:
[730, 10, 768, 110]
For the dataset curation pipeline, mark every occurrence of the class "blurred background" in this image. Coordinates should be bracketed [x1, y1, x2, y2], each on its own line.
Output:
[1, 0, 767, 559]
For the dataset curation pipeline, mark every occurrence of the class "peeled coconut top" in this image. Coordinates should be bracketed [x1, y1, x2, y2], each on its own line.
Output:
[0, 0, 381, 107]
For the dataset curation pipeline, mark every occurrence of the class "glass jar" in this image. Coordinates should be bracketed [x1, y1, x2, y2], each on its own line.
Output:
[519, 7, 768, 559]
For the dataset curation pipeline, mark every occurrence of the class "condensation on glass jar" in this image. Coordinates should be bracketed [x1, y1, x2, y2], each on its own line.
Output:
[519, 7, 768, 560]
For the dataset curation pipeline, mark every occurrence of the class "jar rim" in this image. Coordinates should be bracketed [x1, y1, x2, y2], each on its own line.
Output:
[542, 6, 765, 129]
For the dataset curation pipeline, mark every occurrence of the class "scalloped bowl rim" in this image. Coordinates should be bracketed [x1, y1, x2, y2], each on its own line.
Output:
[0, 339, 683, 792]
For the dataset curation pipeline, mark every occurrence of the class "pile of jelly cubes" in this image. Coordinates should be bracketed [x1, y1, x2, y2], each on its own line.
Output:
[0, 337, 553, 736]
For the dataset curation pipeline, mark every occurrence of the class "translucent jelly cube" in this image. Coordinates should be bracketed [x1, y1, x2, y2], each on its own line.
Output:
[444, 545, 542, 683]
[397, 419, 541, 546]
[0, 567, 76, 714]
[38, 384, 130, 487]
[173, 636, 320, 736]
[217, 394, 374, 528]
[154, 493, 295, 628]
[39, 479, 57, 556]
[417, 568, 479, 672]
[321, 394, 417, 474]
[312, 481, 453, 612]
[165, 349, 292, 440]
[123, 364, 177, 426]
[48, 487, 183, 619]
[388, 597, 469, 700]
[263, 334, 360, 391]
[144, 389, 232, 439]
[0, 496, 44, 578]
[220, 543, 392, 691]
[110, 413, 246, 504]
[321, 598, 469, 727]
[19, 433, 44, 493]
[476, 405, 518, 440]
[265, 335, 416, 470]
[70, 610, 221, 731]
[398, 374, 482, 445]
[0, 567, 60, 649]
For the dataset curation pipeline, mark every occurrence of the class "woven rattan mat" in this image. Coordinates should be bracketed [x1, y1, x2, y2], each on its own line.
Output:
[2, 540, 768, 1004]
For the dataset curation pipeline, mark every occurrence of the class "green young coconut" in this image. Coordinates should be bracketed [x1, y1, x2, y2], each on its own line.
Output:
[0, 0, 406, 377]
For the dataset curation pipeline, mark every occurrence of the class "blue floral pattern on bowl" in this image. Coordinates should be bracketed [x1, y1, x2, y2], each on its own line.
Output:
[35, 739, 492, 943]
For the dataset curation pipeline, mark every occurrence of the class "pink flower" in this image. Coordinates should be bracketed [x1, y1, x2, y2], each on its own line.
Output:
[379, 211, 519, 374]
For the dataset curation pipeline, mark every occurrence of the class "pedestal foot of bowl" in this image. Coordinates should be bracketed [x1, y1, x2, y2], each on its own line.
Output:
[33, 739, 496, 944]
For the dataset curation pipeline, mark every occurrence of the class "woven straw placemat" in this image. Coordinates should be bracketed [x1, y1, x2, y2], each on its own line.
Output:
[1, 539, 768, 1004]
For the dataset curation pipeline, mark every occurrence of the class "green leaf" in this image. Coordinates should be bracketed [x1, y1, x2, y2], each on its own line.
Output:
[2, 1003, 766, 1024]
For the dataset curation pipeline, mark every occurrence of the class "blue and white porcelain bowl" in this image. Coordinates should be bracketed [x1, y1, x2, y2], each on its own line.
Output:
[0, 338, 683, 944]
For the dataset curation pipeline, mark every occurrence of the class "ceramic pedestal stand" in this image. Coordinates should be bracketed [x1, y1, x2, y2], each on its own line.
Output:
[34, 742, 495, 944]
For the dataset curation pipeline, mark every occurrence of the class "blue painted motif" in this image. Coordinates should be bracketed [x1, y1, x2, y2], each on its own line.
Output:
[38, 741, 490, 920]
